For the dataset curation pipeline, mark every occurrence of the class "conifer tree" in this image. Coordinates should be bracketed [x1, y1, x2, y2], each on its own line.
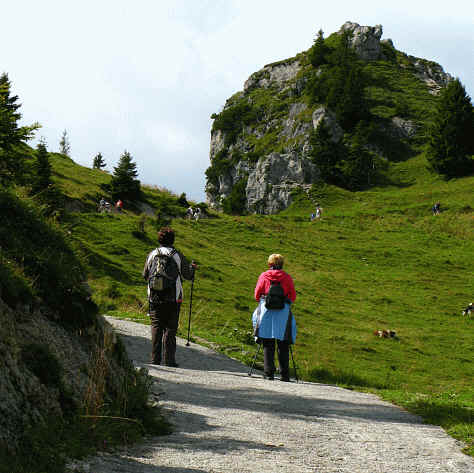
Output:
[0, 73, 39, 186]
[110, 150, 141, 201]
[59, 129, 71, 157]
[427, 78, 474, 177]
[93, 152, 106, 170]
[309, 29, 329, 67]
[32, 140, 52, 194]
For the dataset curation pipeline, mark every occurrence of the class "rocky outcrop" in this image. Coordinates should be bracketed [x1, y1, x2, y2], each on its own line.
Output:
[0, 298, 130, 454]
[246, 152, 318, 214]
[340, 21, 383, 61]
[206, 22, 453, 214]
[312, 106, 343, 143]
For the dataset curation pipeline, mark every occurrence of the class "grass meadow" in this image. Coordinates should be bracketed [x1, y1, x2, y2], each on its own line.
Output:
[52, 152, 474, 455]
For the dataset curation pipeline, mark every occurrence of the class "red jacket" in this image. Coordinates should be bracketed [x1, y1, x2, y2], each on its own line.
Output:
[254, 269, 296, 302]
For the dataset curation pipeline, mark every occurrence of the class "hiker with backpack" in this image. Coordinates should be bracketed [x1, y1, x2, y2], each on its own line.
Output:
[142, 227, 196, 367]
[252, 254, 297, 381]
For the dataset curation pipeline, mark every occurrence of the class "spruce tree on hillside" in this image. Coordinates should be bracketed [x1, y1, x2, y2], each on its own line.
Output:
[427, 78, 474, 177]
[93, 152, 106, 170]
[59, 129, 71, 157]
[110, 150, 141, 201]
[0, 73, 39, 186]
[309, 29, 329, 67]
[32, 140, 52, 194]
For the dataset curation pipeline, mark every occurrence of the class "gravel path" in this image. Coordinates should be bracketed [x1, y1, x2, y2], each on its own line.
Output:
[71, 317, 474, 473]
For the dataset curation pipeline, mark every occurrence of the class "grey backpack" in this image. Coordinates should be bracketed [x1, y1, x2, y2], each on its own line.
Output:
[148, 249, 180, 301]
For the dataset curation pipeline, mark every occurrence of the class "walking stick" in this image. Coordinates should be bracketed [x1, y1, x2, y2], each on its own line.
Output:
[248, 342, 262, 377]
[289, 344, 299, 383]
[185, 269, 195, 347]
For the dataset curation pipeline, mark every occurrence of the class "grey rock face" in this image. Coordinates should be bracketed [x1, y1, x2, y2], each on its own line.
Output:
[0, 299, 131, 454]
[244, 60, 301, 91]
[391, 117, 418, 138]
[412, 60, 453, 95]
[312, 106, 343, 143]
[246, 152, 318, 214]
[340, 22, 383, 61]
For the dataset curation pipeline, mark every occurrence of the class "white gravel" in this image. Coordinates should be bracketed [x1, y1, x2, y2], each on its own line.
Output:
[70, 316, 474, 473]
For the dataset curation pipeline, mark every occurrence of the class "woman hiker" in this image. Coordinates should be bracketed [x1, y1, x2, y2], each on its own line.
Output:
[253, 254, 297, 381]
[143, 227, 196, 367]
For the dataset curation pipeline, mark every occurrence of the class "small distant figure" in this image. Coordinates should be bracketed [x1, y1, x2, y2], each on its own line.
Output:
[310, 213, 316, 222]
[98, 198, 111, 213]
[315, 203, 322, 219]
[462, 302, 473, 317]
[432, 202, 440, 215]
[116, 199, 123, 213]
[193, 207, 201, 221]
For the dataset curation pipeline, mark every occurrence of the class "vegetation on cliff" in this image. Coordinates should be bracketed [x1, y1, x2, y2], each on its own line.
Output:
[206, 24, 473, 214]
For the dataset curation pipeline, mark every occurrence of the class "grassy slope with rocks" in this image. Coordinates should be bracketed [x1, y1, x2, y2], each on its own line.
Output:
[51, 151, 474, 455]
[0, 185, 170, 473]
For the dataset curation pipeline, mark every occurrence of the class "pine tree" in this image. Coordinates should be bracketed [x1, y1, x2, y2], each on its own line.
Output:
[0, 73, 39, 186]
[309, 29, 329, 67]
[309, 122, 344, 185]
[32, 140, 52, 194]
[93, 152, 106, 170]
[110, 150, 141, 201]
[427, 78, 474, 177]
[59, 129, 71, 156]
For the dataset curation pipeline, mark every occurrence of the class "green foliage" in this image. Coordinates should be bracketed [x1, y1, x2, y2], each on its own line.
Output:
[310, 121, 386, 190]
[205, 148, 232, 192]
[92, 152, 106, 170]
[211, 101, 259, 146]
[22, 343, 63, 388]
[427, 78, 474, 177]
[108, 150, 141, 202]
[0, 73, 39, 187]
[31, 141, 52, 195]
[222, 178, 248, 215]
[308, 29, 329, 67]
[0, 190, 95, 328]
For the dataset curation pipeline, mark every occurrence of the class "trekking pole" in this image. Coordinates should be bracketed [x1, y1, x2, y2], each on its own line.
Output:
[248, 342, 262, 377]
[185, 268, 195, 347]
[289, 344, 299, 383]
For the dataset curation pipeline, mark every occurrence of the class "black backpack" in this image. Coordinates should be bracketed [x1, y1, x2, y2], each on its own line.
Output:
[148, 249, 181, 301]
[265, 281, 286, 310]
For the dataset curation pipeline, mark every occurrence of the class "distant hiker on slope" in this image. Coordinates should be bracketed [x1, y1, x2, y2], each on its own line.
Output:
[143, 227, 196, 367]
[253, 254, 297, 381]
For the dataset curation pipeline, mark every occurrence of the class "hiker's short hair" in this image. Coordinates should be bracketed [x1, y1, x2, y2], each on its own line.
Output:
[158, 227, 175, 246]
[268, 254, 284, 269]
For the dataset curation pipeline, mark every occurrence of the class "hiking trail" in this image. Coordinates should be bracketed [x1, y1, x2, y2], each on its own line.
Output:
[68, 317, 474, 473]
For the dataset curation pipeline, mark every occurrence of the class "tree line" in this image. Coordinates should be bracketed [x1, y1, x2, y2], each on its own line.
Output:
[308, 29, 474, 187]
[0, 72, 142, 209]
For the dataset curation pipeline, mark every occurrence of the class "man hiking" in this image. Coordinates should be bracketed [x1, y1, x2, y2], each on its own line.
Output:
[143, 227, 195, 366]
[253, 254, 297, 381]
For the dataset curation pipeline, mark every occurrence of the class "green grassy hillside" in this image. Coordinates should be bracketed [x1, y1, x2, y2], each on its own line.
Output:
[51, 152, 473, 455]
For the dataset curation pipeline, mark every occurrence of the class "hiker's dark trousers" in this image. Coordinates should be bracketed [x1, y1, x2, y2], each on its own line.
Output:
[149, 301, 181, 365]
[261, 338, 289, 378]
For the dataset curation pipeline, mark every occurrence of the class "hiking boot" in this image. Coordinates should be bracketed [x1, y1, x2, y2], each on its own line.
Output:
[150, 359, 161, 365]
[166, 362, 179, 367]
[280, 376, 290, 382]
[263, 373, 274, 380]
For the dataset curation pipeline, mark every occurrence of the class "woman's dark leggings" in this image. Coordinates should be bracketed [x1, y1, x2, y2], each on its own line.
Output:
[262, 338, 289, 378]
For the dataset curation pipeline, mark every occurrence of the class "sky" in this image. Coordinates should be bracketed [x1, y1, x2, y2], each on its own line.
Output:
[2, 1, 473, 202]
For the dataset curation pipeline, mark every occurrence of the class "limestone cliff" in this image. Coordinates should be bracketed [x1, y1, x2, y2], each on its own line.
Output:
[206, 22, 452, 214]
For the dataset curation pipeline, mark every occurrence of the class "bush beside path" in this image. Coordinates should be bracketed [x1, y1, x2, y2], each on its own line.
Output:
[70, 317, 474, 473]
